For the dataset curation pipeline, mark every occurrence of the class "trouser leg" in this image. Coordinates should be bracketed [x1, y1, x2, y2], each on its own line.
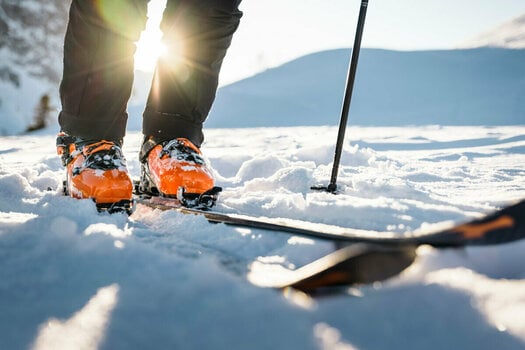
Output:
[143, 0, 242, 148]
[58, 0, 148, 142]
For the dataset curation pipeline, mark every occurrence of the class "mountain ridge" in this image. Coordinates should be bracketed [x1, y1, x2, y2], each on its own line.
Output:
[202, 47, 525, 128]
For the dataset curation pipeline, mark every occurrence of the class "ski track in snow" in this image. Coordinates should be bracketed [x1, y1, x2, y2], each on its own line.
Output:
[1, 125, 525, 350]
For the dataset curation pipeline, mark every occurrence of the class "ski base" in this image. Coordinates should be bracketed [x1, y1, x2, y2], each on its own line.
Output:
[264, 243, 417, 293]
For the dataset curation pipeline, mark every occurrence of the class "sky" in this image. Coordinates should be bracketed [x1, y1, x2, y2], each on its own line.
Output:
[135, 0, 525, 85]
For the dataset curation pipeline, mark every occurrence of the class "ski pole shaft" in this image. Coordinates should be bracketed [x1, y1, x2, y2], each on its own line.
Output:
[327, 0, 369, 192]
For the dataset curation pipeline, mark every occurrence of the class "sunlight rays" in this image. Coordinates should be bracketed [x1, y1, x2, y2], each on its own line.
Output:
[134, 0, 167, 72]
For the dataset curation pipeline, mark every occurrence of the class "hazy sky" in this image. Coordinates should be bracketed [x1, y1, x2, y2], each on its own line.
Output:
[136, 0, 525, 84]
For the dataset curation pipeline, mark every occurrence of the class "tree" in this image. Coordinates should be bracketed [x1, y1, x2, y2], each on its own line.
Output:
[26, 94, 53, 132]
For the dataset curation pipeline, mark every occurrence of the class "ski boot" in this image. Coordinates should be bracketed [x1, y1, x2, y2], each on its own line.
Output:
[56, 133, 134, 214]
[138, 137, 221, 208]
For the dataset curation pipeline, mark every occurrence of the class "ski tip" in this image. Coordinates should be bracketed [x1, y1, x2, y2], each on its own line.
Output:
[287, 244, 416, 294]
[250, 244, 417, 295]
[427, 199, 525, 247]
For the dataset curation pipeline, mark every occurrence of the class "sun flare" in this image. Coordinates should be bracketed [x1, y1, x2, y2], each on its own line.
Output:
[134, 0, 167, 72]
[135, 32, 166, 72]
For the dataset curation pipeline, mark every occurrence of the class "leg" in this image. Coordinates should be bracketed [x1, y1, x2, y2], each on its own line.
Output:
[142, 0, 242, 148]
[58, 0, 149, 142]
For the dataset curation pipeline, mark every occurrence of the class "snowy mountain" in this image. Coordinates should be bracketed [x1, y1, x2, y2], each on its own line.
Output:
[459, 13, 525, 49]
[0, 0, 68, 135]
[200, 48, 525, 129]
[0, 1, 68, 84]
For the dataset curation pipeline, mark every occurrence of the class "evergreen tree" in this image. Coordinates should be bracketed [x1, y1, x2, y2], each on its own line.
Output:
[26, 94, 53, 132]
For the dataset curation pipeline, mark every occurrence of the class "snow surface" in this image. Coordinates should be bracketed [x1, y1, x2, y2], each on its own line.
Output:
[1, 125, 525, 349]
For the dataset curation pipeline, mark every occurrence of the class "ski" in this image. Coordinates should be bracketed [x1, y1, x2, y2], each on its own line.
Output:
[255, 243, 417, 293]
[134, 195, 525, 292]
[134, 195, 525, 248]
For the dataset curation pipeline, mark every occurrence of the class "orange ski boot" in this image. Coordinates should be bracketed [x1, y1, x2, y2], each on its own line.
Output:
[139, 138, 220, 208]
[56, 133, 134, 213]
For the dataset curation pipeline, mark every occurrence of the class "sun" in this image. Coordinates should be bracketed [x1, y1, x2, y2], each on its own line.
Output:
[135, 31, 166, 72]
[134, 0, 167, 72]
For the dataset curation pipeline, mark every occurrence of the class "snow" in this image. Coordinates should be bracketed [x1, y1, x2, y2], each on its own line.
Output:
[1, 125, 525, 349]
[203, 48, 525, 129]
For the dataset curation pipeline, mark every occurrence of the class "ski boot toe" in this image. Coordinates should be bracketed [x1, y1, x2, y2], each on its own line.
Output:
[139, 137, 218, 207]
[57, 134, 134, 213]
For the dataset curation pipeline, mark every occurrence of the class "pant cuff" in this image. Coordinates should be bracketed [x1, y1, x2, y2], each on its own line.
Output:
[142, 108, 204, 148]
[58, 111, 127, 142]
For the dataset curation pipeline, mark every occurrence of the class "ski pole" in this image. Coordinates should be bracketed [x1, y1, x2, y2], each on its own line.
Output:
[312, 0, 369, 193]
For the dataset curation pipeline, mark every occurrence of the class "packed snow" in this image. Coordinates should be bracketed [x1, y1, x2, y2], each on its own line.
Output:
[1, 125, 524, 349]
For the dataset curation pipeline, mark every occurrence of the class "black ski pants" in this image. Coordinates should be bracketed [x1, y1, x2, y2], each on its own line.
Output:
[58, 0, 242, 147]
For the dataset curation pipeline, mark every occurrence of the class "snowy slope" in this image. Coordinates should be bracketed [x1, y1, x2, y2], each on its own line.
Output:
[1, 125, 525, 349]
[459, 13, 525, 49]
[202, 48, 525, 128]
[128, 48, 525, 130]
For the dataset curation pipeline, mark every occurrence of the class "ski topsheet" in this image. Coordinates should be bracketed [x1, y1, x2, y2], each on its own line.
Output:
[134, 196, 525, 248]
